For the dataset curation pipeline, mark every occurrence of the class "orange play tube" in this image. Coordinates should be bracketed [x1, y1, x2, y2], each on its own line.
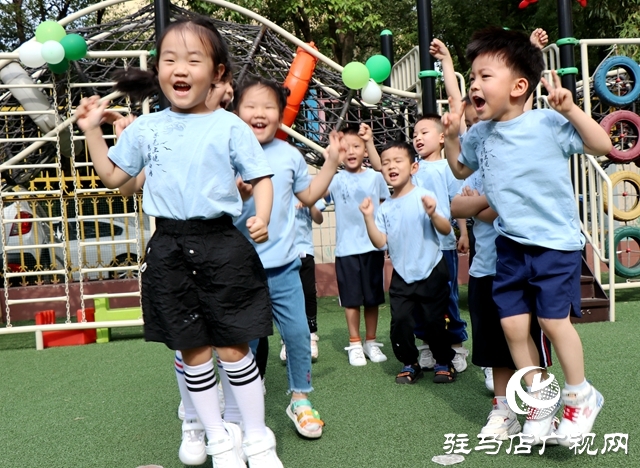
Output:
[276, 42, 319, 140]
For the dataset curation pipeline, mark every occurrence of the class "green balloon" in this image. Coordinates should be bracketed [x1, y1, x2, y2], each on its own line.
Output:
[35, 21, 66, 44]
[365, 55, 392, 84]
[60, 34, 87, 60]
[342, 62, 370, 90]
[49, 58, 69, 74]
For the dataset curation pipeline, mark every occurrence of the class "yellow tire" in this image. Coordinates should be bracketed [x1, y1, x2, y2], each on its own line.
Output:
[602, 170, 640, 222]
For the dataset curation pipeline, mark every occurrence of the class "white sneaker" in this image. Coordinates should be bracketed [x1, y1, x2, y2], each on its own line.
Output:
[178, 399, 185, 420]
[483, 367, 494, 392]
[179, 418, 207, 465]
[555, 384, 604, 447]
[344, 343, 367, 366]
[417, 344, 435, 370]
[452, 346, 469, 373]
[279, 340, 286, 361]
[363, 341, 387, 362]
[523, 398, 562, 445]
[242, 428, 284, 468]
[206, 422, 246, 468]
[310, 333, 319, 362]
[481, 407, 521, 441]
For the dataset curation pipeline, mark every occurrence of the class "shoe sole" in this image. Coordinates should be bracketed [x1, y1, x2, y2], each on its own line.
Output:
[396, 370, 423, 384]
[179, 443, 207, 466]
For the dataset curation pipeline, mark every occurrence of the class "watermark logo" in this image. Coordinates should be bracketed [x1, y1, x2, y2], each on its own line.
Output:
[505, 366, 560, 419]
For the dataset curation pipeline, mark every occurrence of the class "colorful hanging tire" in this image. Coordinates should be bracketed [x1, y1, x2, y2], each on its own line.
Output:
[593, 56, 640, 107]
[599, 110, 640, 163]
[605, 226, 640, 278]
[602, 170, 640, 221]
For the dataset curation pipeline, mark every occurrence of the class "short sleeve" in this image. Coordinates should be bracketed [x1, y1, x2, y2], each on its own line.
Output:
[458, 129, 480, 171]
[445, 165, 462, 202]
[376, 172, 391, 199]
[314, 199, 326, 212]
[548, 111, 584, 158]
[292, 147, 311, 194]
[375, 206, 387, 234]
[107, 120, 145, 177]
[229, 123, 273, 182]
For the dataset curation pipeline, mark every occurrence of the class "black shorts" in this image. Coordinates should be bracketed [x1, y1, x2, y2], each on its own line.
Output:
[141, 216, 273, 350]
[469, 275, 552, 369]
[335, 251, 385, 308]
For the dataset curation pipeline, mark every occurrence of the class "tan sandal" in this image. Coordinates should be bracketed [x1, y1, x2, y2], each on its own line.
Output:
[286, 399, 324, 439]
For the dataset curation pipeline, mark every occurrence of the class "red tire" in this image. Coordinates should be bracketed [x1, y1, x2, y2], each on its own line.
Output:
[599, 110, 640, 163]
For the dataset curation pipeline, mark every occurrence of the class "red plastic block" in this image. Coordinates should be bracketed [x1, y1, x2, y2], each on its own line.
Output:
[35, 308, 97, 348]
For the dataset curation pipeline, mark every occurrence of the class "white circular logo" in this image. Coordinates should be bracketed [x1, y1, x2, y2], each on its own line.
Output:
[505, 366, 561, 419]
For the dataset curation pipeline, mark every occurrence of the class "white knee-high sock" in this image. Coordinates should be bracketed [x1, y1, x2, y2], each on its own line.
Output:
[175, 351, 198, 421]
[220, 351, 267, 441]
[217, 358, 242, 424]
[183, 359, 226, 442]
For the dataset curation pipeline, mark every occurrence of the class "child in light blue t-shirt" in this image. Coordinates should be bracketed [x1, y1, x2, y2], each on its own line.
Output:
[360, 140, 456, 384]
[231, 76, 342, 440]
[329, 124, 391, 367]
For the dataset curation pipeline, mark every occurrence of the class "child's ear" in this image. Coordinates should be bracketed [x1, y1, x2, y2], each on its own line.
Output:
[438, 132, 445, 145]
[212, 64, 225, 84]
[511, 77, 529, 98]
[410, 161, 419, 175]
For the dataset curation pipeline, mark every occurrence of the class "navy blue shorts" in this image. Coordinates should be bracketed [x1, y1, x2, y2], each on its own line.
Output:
[493, 236, 582, 320]
[335, 251, 385, 308]
[469, 275, 552, 369]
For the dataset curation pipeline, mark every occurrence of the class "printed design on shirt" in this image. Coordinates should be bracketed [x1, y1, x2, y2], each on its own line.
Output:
[478, 130, 503, 180]
[142, 117, 184, 177]
[337, 174, 367, 206]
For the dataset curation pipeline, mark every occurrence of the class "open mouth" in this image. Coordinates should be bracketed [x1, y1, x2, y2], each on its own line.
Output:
[388, 171, 399, 180]
[173, 82, 191, 95]
[347, 157, 357, 164]
[472, 96, 486, 110]
[252, 123, 267, 130]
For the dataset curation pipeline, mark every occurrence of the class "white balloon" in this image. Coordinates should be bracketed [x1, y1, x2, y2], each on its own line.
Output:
[361, 80, 382, 105]
[41, 40, 65, 64]
[18, 41, 46, 68]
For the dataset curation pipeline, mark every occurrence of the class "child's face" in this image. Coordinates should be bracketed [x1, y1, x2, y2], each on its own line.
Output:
[464, 105, 479, 129]
[342, 133, 367, 172]
[236, 85, 281, 144]
[206, 81, 233, 111]
[380, 148, 417, 189]
[157, 29, 222, 115]
[468, 53, 524, 122]
[412, 119, 444, 159]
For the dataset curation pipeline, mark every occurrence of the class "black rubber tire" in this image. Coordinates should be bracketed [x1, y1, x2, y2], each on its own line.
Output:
[599, 110, 640, 163]
[593, 56, 640, 107]
[605, 226, 640, 279]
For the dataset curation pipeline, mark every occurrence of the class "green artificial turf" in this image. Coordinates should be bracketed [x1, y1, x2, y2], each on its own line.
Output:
[0, 287, 636, 467]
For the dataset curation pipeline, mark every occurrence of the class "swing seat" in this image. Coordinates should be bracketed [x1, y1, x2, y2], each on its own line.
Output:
[93, 297, 141, 343]
[35, 308, 97, 348]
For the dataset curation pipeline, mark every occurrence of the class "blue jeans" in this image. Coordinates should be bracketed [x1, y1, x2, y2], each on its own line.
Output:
[442, 249, 468, 343]
[251, 259, 312, 393]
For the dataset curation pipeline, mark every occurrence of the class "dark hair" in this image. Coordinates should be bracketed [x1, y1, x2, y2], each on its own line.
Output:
[341, 126, 362, 138]
[415, 113, 444, 133]
[113, 16, 232, 102]
[234, 76, 290, 118]
[380, 140, 415, 163]
[466, 27, 544, 99]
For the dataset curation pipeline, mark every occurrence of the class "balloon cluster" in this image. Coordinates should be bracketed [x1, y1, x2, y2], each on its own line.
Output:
[18, 21, 87, 74]
[341, 54, 391, 105]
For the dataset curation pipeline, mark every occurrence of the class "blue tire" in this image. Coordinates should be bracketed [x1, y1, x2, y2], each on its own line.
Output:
[593, 56, 640, 107]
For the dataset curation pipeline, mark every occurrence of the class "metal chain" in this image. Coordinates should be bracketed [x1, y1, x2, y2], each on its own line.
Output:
[52, 73, 73, 324]
[0, 181, 12, 328]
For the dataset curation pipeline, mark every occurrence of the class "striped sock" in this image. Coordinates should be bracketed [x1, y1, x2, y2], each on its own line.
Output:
[174, 351, 197, 421]
[183, 359, 226, 441]
[220, 351, 267, 441]
[217, 358, 242, 424]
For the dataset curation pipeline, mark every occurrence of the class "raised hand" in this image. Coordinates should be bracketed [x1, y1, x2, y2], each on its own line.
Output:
[442, 96, 465, 138]
[358, 123, 373, 142]
[101, 112, 137, 139]
[246, 216, 268, 243]
[422, 195, 437, 217]
[530, 28, 549, 50]
[541, 70, 574, 114]
[76, 95, 109, 132]
[461, 186, 480, 197]
[326, 130, 346, 166]
[359, 197, 374, 217]
[429, 38, 452, 62]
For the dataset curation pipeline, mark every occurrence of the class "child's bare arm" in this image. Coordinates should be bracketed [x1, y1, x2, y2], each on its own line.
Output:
[450, 190, 489, 218]
[442, 98, 473, 179]
[359, 197, 387, 248]
[422, 195, 451, 235]
[541, 71, 612, 156]
[310, 205, 324, 224]
[119, 172, 146, 196]
[359, 123, 381, 171]
[246, 176, 273, 243]
[476, 206, 498, 224]
[525, 29, 549, 111]
[430, 39, 463, 114]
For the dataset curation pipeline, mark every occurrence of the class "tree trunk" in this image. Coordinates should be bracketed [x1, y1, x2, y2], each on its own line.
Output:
[13, 0, 25, 44]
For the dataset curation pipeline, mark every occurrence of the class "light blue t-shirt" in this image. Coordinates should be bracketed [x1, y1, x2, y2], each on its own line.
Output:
[459, 172, 498, 278]
[329, 169, 390, 257]
[108, 108, 271, 220]
[458, 109, 585, 251]
[294, 198, 326, 257]
[375, 186, 444, 284]
[412, 159, 461, 250]
[235, 138, 311, 269]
